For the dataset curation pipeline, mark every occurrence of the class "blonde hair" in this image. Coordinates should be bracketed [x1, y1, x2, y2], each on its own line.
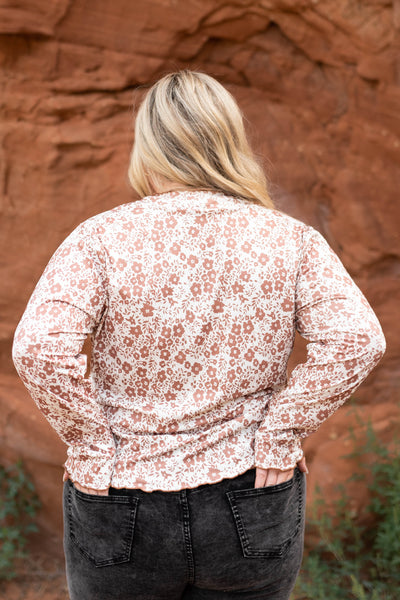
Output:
[128, 70, 274, 209]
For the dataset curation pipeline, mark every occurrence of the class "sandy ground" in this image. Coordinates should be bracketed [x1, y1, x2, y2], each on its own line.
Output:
[0, 553, 69, 600]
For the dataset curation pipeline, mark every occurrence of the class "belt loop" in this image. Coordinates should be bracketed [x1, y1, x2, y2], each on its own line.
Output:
[180, 490, 195, 583]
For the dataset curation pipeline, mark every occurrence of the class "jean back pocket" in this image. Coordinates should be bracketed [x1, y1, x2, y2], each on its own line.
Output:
[226, 468, 304, 559]
[66, 480, 139, 567]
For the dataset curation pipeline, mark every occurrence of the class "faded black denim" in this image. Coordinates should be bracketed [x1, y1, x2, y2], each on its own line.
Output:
[63, 467, 306, 600]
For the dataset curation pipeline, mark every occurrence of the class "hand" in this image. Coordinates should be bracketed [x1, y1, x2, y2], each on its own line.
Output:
[73, 481, 109, 496]
[254, 455, 308, 488]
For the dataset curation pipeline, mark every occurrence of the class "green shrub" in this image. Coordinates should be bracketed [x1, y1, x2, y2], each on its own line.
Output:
[0, 460, 41, 580]
[293, 419, 400, 600]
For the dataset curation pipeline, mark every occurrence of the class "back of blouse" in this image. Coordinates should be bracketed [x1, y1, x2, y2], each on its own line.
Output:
[12, 189, 386, 491]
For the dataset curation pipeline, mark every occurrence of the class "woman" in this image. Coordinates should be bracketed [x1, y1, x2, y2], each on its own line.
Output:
[12, 70, 385, 600]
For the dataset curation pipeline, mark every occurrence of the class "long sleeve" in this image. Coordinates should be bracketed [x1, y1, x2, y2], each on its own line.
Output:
[254, 227, 386, 470]
[12, 222, 116, 489]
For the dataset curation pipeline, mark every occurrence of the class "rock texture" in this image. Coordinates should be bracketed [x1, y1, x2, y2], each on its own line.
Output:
[1, 0, 399, 548]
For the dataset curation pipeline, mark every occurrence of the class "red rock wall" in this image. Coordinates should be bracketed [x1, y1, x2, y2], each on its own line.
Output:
[1, 0, 399, 550]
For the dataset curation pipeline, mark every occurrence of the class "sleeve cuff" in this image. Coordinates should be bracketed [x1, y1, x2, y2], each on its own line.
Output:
[254, 430, 304, 470]
[63, 451, 115, 490]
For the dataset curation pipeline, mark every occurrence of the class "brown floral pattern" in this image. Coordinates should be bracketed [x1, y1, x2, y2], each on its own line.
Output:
[12, 190, 386, 491]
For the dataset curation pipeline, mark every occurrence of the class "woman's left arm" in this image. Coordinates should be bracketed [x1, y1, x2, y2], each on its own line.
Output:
[254, 227, 386, 476]
[12, 222, 115, 492]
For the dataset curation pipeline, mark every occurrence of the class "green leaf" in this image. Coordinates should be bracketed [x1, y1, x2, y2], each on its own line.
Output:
[0, 459, 41, 581]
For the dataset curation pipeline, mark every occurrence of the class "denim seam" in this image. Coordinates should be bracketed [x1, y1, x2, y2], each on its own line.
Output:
[180, 490, 195, 584]
[187, 469, 256, 496]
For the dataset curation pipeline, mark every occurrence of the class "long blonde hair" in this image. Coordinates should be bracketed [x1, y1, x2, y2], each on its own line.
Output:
[128, 70, 274, 209]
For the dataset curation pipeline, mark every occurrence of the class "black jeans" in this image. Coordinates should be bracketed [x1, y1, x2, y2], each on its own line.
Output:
[63, 467, 306, 600]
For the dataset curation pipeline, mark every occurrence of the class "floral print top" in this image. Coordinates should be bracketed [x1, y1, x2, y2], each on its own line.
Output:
[12, 190, 386, 491]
